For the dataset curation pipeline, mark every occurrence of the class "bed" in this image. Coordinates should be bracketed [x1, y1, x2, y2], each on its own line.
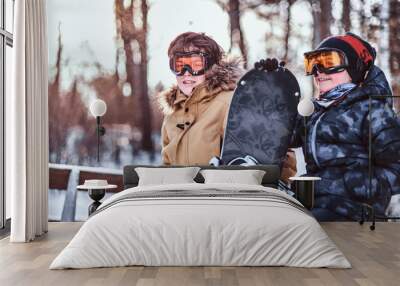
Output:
[50, 165, 350, 269]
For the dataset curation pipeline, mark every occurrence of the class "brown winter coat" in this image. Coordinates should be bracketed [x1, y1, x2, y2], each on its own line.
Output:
[158, 58, 297, 181]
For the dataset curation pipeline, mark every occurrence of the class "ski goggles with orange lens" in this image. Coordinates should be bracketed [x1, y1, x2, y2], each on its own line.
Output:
[304, 49, 348, 76]
[169, 51, 213, 76]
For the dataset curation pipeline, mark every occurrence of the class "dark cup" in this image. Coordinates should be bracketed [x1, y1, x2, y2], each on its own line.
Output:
[88, 188, 106, 202]
[87, 188, 106, 216]
[289, 177, 321, 210]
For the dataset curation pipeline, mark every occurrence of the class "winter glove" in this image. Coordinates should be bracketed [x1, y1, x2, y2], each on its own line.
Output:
[280, 149, 297, 184]
[254, 58, 285, 72]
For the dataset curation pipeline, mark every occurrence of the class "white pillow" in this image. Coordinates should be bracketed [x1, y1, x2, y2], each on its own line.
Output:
[135, 167, 200, 186]
[200, 169, 266, 185]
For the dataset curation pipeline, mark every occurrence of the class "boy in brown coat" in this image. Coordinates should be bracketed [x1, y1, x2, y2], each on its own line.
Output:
[158, 32, 296, 182]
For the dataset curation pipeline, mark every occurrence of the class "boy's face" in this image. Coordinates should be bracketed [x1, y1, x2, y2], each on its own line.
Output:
[176, 72, 206, 96]
[173, 46, 207, 96]
[314, 70, 352, 97]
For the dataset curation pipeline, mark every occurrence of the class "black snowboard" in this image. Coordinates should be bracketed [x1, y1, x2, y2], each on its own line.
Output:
[220, 66, 300, 166]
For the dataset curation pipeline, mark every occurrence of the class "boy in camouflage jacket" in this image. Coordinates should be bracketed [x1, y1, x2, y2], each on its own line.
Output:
[291, 32, 400, 221]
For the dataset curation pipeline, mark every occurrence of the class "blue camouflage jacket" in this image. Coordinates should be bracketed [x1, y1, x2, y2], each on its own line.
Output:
[291, 66, 400, 219]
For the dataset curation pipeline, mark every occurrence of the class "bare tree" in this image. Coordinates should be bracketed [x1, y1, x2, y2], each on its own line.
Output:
[139, 0, 153, 152]
[217, 0, 300, 64]
[359, 0, 367, 38]
[342, 0, 351, 32]
[283, 0, 294, 62]
[309, 0, 332, 47]
[48, 26, 63, 162]
[216, 0, 249, 68]
[115, 0, 154, 153]
[48, 27, 94, 164]
[368, 3, 382, 45]
[246, 0, 294, 61]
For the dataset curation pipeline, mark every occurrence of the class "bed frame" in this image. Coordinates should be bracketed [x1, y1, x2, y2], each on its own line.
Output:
[123, 165, 280, 189]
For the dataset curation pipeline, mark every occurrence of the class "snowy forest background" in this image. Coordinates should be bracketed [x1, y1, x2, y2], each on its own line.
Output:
[47, 0, 400, 170]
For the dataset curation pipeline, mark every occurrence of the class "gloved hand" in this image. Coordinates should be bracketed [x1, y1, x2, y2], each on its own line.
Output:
[254, 58, 285, 71]
[280, 149, 297, 184]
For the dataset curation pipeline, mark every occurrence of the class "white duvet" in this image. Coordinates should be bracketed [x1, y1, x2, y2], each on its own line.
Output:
[50, 183, 351, 269]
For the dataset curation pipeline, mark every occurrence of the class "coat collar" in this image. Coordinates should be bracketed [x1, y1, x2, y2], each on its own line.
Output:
[343, 65, 393, 106]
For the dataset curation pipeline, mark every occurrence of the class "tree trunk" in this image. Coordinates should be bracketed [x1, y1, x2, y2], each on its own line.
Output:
[359, 0, 367, 38]
[283, 0, 293, 62]
[318, 0, 332, 41]
[309, 0, 332, 47]
[48, 27, 63, 162]
[389, 0, 400, 114]
[227, 0, 248, 68]
[115, 0, 154, 153]
[308, 0, 332, 97]
[342, 0, 351, 32]
[138, 0, 154, 152]
[378, 0, 390, 78]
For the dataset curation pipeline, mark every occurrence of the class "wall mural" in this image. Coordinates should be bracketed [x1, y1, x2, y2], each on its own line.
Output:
[47, 0, 400, 221]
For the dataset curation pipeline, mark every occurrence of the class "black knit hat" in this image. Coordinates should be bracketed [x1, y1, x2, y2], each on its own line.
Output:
[315, 32, 376, 83]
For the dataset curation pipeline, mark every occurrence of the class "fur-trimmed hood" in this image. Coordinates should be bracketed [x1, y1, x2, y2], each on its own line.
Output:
[158, 56, 244, 114]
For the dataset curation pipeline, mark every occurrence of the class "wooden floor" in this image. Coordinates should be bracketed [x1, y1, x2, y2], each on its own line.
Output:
[0, 222, 399, 286]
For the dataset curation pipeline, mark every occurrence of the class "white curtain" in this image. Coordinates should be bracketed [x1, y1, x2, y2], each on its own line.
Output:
[9, 0, 49, 242]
